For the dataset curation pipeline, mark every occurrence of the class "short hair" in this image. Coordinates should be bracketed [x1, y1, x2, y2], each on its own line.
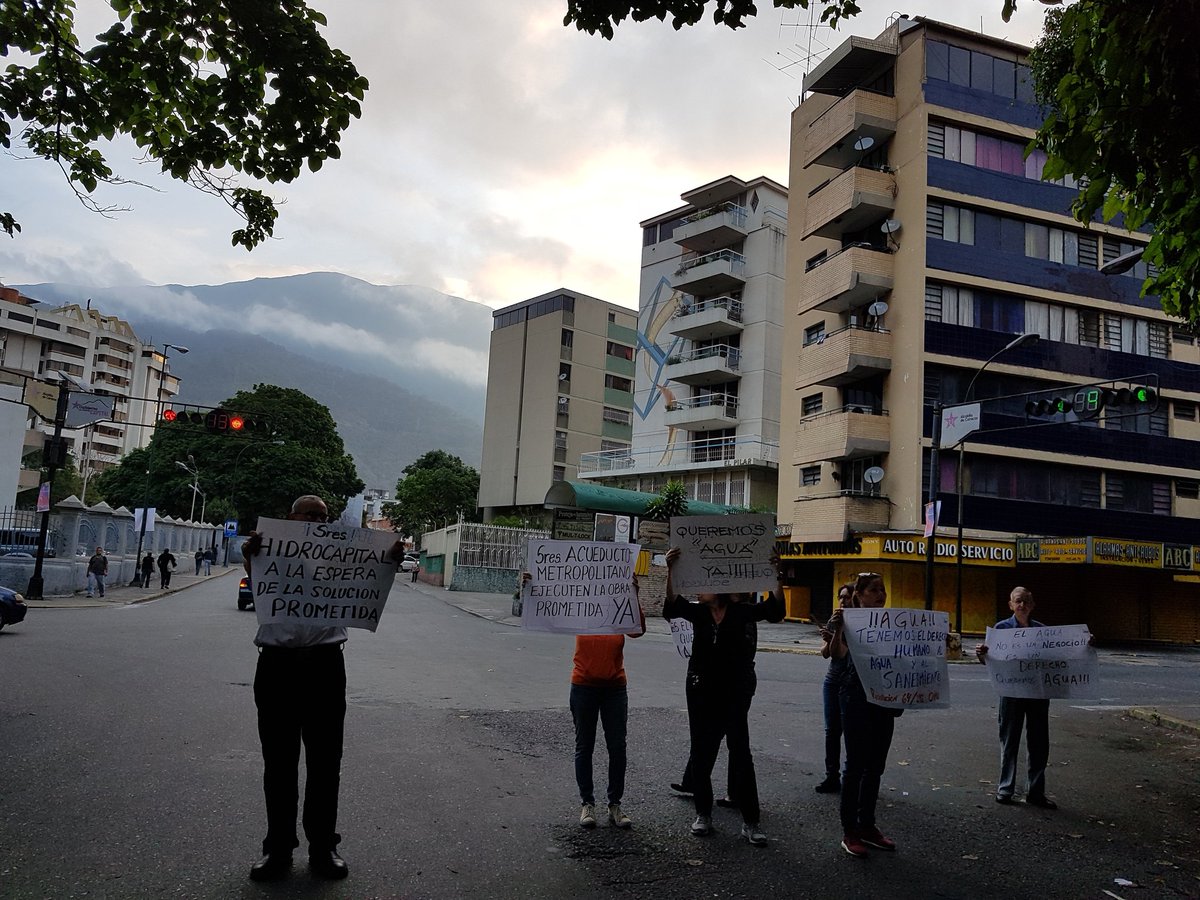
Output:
[1010, 586, 1033, 602]
[291, 494, 327, 514]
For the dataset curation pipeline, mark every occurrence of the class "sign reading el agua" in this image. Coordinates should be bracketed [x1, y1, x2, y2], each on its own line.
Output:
[983, 624, 1098, 699]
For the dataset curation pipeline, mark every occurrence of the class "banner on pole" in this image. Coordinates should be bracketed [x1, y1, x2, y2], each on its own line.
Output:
[521, 539, 640, 634]
[842, 607, 951, 709]
[133, 507, 156, 532]
[36, 482, 50, 513]
[983, 624, 1098, 699]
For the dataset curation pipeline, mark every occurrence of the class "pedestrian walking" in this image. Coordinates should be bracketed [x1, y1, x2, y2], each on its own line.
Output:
[832, 572, 901, 859]
[140, 552, 154, 588]
[157, 548, 177, 589]
[202, 546, 214, 575]
[86, 546, 108, 598]
[815, 582, 856, 794]
[662, 547, 785, 847]
[194, 549, 204, 575]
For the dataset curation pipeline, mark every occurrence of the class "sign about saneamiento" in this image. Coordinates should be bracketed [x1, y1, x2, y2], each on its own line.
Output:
[983, 624, 1098, 699]
[522, 539, 640, 634]
[668, 514, 776, 593]
[250, 517, 400, 632]
[842, 607, 950, 709]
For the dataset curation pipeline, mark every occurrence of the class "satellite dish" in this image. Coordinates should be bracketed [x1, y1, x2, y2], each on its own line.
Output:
[853, 136, 875, 153]
[558, 373, 568, 381]
[867, 301, 889, 318]
[881, 219, 902, 234]
[863, 466, 885, 484]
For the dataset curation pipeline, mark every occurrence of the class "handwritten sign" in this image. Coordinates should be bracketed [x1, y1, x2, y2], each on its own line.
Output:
[250, 517, 398, 632]
[669, 514, 775, 593]
[842, 607, 950, 709]
[521, 539, 640, 634]
[670, 617, 694, 660]
[983, 624, 1098, 699]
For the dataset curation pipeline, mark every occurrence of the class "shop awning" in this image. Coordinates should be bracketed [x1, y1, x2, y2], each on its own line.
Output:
[544, 481, 741, 517]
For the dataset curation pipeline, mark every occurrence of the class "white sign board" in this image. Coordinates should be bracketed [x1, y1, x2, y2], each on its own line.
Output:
[670, 617, 694, 660]
[668, 514, 776, 594]
[842, 607, 951, 709]
[983, 624, 1098, 699]
[133, 507, 156, 532]
[521, 539, 640, 634]
[941, 402, 981, 447]
[250, 517, 398, 632]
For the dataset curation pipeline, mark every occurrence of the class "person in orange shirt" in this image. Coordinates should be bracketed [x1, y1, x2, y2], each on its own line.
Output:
[570, 578, 646, 830]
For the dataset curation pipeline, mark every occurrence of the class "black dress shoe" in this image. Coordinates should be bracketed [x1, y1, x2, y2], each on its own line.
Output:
[1026, 795, 1058, 810]
[670, 782, 694, 797]
[309, 849, 349, 880]
[249, 853, 291, 882]
[814, 777, 841, 794]
[995, 794, 1015, 805]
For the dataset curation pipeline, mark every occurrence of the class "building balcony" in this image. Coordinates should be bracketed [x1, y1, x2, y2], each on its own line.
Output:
[802, 166, 896, 240]
[664, 393, 740, 431]
[796, 325, 891, 389]
[665, 344, 741, 386]
[672, 249, 747, 296]
[792, 407, 890, 466]
[578, 437, 778, 478]
[669, 295, 744, 341]
[787, 491, 892, 542]
[803, 89, 897, 170]
[800, 244, 894, 314]
[673, 202, 749, 253]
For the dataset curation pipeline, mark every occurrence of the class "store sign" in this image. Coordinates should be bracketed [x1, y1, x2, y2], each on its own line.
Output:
[1016, 537, 1089, 564]
[1089, 537, 1163, 568]
[552, 508, 596, 542]
[1163, 544, 1196, 571]
[860, 535, 1016, 567]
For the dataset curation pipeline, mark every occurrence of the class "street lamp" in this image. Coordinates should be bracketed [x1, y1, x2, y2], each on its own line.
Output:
[223, 439, 285, 565]
[130, 343, 188, 584]
[953, 332, 1040, 633]
[176, 455, 200, 521]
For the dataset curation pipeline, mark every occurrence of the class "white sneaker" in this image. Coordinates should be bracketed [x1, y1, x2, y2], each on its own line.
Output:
[579, 803, 596, 829]
[741, 822, 768, 847]
[691, 815, 712, 836]
[608, 803, 632, 829]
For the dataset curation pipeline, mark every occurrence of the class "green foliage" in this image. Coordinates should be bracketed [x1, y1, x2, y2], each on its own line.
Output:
[0, 0, 368, 249]
[1030, 1, 1200, 325]
[386, 451, 480, 545]
[564, 0, 861, 36]
[490, 514, 531, 528]
[643, 479, 688, 521]
[94, 384, 363, 528]
[16, 450, 84, 508]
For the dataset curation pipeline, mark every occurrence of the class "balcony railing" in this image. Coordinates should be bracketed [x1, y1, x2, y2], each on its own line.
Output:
[670, 295, 745, 341]
[672, 248, 747, 295]
[803, 88, 897, 170]
[800, 242, 894, 314]
[664, 343, 741, 385]
[675, 295, 743, 321]
[673, 202, 750, 252]
[666, 392, 739, 415]
[796, 323, 892, 389]
[786, 491, 891, 542]
[792, 405, 891, 466]
[802, 165, 896, 240]
[577, 437, 779, 475]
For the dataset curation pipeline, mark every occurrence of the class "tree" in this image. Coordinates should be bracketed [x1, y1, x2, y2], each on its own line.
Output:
[95, 383, 363, 527]
[1, 0, 368, 249]
[564, 0, 862, 36]
[1030, 1, 1200, 325]
[643, 479, 688, 521]
[385, 451, 480, 545]
[16, 449, 84, 508]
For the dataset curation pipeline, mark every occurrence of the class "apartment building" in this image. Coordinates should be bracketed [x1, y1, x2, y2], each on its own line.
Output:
[778, 16, 1200, 641]
[478, 288, 638, 523]
[577, 176, 787, 511]
[0, 286, 182, 493]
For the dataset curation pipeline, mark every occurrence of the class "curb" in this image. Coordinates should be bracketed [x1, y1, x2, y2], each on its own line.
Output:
[1126, 707, 1200, 737]
[24, 569, 236, 609]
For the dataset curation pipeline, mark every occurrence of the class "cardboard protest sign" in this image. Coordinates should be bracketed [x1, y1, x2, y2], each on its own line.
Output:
[842, 607, 951, 709]
[668, 513, 776, 594]
[670, 617, 694, 660]
[522, 539, 640, 634]
[983, 624, 1098, 699]
[251, 517, 399, 632]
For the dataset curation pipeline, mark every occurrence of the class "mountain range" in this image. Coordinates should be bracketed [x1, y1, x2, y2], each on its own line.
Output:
[15, 273, 493, 490]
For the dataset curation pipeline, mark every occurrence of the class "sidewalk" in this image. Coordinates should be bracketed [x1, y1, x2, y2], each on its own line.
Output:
[22, 566, 238, 609]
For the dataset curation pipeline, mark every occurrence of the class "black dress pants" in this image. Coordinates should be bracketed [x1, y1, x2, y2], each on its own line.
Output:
[685, 677, 760, 824]
[254, 644, 347, 855]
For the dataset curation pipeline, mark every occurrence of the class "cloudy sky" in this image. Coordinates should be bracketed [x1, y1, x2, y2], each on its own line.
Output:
[0, 0, 1048, 311]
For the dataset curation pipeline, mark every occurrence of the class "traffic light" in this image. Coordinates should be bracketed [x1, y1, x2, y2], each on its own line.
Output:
[161, 406, 269, 434]
[1024, 395, 1072, 418]
[1024, 378, 1158, 421]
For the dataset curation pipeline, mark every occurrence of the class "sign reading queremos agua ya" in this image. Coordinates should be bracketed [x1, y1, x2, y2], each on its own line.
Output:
[841, 607, 951, 709]
[521, 539, 641, 634]
[250, 517, 400, 631]
[669, 513, 777, 593]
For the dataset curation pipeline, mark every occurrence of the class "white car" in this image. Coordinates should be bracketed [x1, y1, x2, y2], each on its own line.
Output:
[401, 555, 419, 572]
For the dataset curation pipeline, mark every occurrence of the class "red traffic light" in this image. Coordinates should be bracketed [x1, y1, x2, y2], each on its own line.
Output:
[229, 415, 245, 431]
[162, 409, 177, 422]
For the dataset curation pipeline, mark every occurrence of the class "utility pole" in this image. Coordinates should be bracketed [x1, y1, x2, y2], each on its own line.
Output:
[26, 378, 71, 601]
[923, 401, 942, 611]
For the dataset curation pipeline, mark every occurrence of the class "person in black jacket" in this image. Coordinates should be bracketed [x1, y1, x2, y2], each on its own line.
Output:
[662, 546, 785, 847]
[157, 548, 177, 589]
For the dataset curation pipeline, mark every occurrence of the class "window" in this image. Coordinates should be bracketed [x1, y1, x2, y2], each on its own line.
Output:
[804, 323, 826, 346]
[606, 341, 633, 361]
[604, 374, 632, 393]
[608, 311, 616, 323]
[801, 393, 823, 417]
[1174, 401, 1197, 421]
[927, 202, 974, 244]
[801, 466, 821, 486]
[602, 407, 632, 426]
[552, 466, 566, 482]
[561, 329, 573, 348]
[600, 440, 629, 453]
[843, 456, 883, 494]
[558, 363, 571, 386]
[1177, 480, 1200, 500]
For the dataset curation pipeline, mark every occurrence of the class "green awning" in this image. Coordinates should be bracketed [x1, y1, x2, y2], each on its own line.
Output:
[544, 481, 742, 517]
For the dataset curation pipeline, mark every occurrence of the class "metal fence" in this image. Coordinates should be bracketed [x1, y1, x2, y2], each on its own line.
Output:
[0, 506, 57, 557]
[456, 522, 549, 571]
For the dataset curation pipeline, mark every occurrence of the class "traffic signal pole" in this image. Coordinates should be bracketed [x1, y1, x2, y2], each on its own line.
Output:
[25, 379, 70, 601]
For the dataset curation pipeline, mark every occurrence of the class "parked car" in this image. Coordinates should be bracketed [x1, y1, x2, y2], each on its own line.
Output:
[0, 585, 28, 632]
[401, 554, 419, 573]
[237, 576, 254, 611]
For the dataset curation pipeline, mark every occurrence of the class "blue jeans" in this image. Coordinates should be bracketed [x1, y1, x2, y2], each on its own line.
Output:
[997, 697, 1050, 799]
[569, 684, 627, 806]
[822, 670, 843, 780]
[87, 572, 105, 597]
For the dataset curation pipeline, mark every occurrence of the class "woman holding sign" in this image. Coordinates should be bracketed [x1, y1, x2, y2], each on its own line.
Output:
[829, 572, 899, 859]
[663, 547, 784, 847]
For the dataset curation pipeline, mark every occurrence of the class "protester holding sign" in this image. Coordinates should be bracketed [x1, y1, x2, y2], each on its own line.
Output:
[830, 572, 901, 859]
[241, 494, 405, 883]
[815, 582, 855, 794]
[662, 546, 784, 847]
[975, 586, 1086, 810]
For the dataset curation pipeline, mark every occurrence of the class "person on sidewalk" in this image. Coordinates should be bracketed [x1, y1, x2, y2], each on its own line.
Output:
[86, 546, 108, 598]
[140, 552, 154, 589]
[831, 572, 902, 859]
[976, 586, 1060, 810]
[202, 546, 214, 575]
[194, 549, 204, 575]
[242, 494, 405, 883]
[815, 582, 856, 794]
[157, 548, 177, 589]
[662, 547, 785, 847]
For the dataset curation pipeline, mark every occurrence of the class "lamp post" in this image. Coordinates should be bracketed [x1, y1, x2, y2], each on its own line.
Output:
[223, 438, 285, 565]
[130, 343, 187, 584]
[176, 455, 200, 521]
[953, 332, 1040, 633]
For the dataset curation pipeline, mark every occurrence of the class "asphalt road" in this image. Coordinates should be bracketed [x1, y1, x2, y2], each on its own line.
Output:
[1, 576, 1198, 899]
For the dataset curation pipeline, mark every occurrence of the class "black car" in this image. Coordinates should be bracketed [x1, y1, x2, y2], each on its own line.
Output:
[238, 575, 254, 611]
[0, 585, 28, 632]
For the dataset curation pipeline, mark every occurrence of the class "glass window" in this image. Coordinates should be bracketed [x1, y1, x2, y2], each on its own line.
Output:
[604, 374, 632, 392]
[561, 329, 573, 347]
[993, 58, 1015, 99]
[801, 466, 821, 487]
[927, 40, 949, 81]
[970, 51, 994, 92]
[801, 393, 823, 416]
[804, 323, 826, 346]
[948, 45, 971, 86]
[1016, 64, 1036, 103]
[1025, 223, 1049, 259]
[606, 341, 633, 361]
